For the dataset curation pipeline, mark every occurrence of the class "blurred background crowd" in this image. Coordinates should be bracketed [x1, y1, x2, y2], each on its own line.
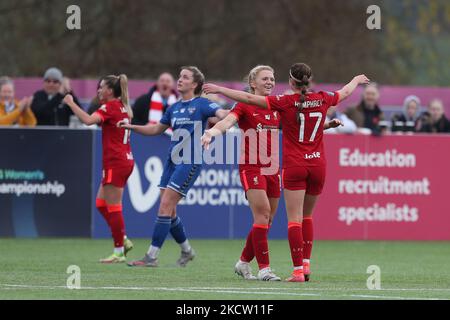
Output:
[1, 0, 450, 136]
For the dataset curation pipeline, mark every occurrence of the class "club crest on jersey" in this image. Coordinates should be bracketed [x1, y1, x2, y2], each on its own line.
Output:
[253, 176, 259, 185]
[188, 107, 196, 114]
[304, 152, 321, 160]
[180, 108, 186, 113]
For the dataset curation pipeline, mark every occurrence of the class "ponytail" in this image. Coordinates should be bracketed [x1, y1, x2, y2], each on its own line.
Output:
[289, 63, 312, 123]
[119, 74, 133, 119]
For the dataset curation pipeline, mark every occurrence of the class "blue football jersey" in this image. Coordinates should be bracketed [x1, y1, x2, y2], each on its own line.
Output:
[160, 97, 220, 164]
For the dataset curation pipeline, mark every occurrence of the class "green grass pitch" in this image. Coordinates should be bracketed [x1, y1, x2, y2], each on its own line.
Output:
[0, 239, 449, 300]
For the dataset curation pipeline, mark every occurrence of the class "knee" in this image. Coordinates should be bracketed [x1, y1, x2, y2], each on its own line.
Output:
[253, 206, 271, 224]
[159, 199, 175, 216]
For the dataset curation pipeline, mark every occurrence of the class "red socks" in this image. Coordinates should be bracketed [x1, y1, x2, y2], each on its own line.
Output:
[96, 198, 110, 225]
[252, 224, 270, 270]
[303, 217, 313, 260]
[107, 204, 125, 248]
[240, 229, 254, 263]
[288, 222, 304, 268]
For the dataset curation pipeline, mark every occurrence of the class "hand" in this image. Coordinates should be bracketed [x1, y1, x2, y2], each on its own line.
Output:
[18, 97, 28, 112]
[328, 118, 343, 128]
[60, 77, 72, 95]
[63, 94, 74, 106]
[354, 74, 370, 85]
[201, 130, 213, 150]
[26, 96, 33, 108]
[117, 119, 133, 129]
[203, 83, 221, 95]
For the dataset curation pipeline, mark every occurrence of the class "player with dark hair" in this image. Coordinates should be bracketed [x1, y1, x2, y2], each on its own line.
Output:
[203, 64, 369, 282]
[64, 74, 135, 263]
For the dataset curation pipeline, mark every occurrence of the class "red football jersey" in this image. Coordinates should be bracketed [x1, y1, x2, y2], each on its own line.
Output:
[230, 102, 280, 171]
[94, 99, 134, 168]
[266, 91, 339, 168]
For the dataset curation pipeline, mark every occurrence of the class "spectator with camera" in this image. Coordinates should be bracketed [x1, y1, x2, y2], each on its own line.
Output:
[31, 68, 80, 126]
[417, 99, 450, 133]
[0, 77, 36, 127]
[391, 95, 421, 133]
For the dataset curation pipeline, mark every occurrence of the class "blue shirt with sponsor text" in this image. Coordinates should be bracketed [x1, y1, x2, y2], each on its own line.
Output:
[160, 97, 219, 164]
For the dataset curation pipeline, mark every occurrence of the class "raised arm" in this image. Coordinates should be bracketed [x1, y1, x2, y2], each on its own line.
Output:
[337, 75, 370, 103]
[201, 113, 238, 150]
[203, 84, 268, 109]
[63, 94, 101, 125]
[118, 121, 169, 136]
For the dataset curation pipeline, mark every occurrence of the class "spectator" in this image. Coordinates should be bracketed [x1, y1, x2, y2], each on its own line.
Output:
[31, 68, 80, 126]
[0, 78, 36, 127]
[345, 83, 385, 134]
[87, 80, 102, 115]
[418, 99, 450, 133]
[391, 95, 421, 133]
[325, 106, 357, 134]
[132, 72, 178, 125]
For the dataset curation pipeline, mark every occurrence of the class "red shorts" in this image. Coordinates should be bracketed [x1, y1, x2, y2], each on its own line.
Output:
[282, 166, 326, 195]
[102, 165, 134, 188]
[240, 169, 281, 198]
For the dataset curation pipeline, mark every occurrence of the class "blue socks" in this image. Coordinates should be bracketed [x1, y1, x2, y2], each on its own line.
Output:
[151, 216, 172, 248]
[170, 216, 187, 244]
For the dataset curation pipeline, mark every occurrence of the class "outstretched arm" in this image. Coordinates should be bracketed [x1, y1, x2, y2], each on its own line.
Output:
[203, 84, 268, 109]
[118, 121, 169, 136]
[337, 75, 370, 103]
[63, 95, 101, 125]
[324, 119, 343, 130]
[201, 113, 238, 150]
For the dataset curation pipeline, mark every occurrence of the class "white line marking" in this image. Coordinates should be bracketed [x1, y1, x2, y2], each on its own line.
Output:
[1, 283, 448, 300]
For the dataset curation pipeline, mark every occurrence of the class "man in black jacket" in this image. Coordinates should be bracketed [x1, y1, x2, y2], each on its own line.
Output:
[132, 73, 178, 125]
[31, 68, 80, 126]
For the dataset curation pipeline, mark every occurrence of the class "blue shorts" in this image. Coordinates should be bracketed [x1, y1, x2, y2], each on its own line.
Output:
[158, 159, 202, 197]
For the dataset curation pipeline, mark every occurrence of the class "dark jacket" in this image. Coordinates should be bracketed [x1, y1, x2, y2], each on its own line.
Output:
[31, 90, 80, 126]
[345, 101, 385, 133]
[418, 112, 450, 133]
[132, 86, 177, 125]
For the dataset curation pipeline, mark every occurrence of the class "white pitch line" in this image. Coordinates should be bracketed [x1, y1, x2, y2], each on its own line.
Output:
[0, 284, 319, 297]
[1, 283, 448, 300]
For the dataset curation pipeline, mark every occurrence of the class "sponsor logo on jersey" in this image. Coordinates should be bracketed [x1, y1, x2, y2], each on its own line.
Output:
[256, 123, 263, 132]
[253, 113, 259, 117]
[304, 152, 321, 160]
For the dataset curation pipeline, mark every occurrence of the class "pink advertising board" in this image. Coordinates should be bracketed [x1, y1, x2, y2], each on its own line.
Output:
[314, 134, 450, 240]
